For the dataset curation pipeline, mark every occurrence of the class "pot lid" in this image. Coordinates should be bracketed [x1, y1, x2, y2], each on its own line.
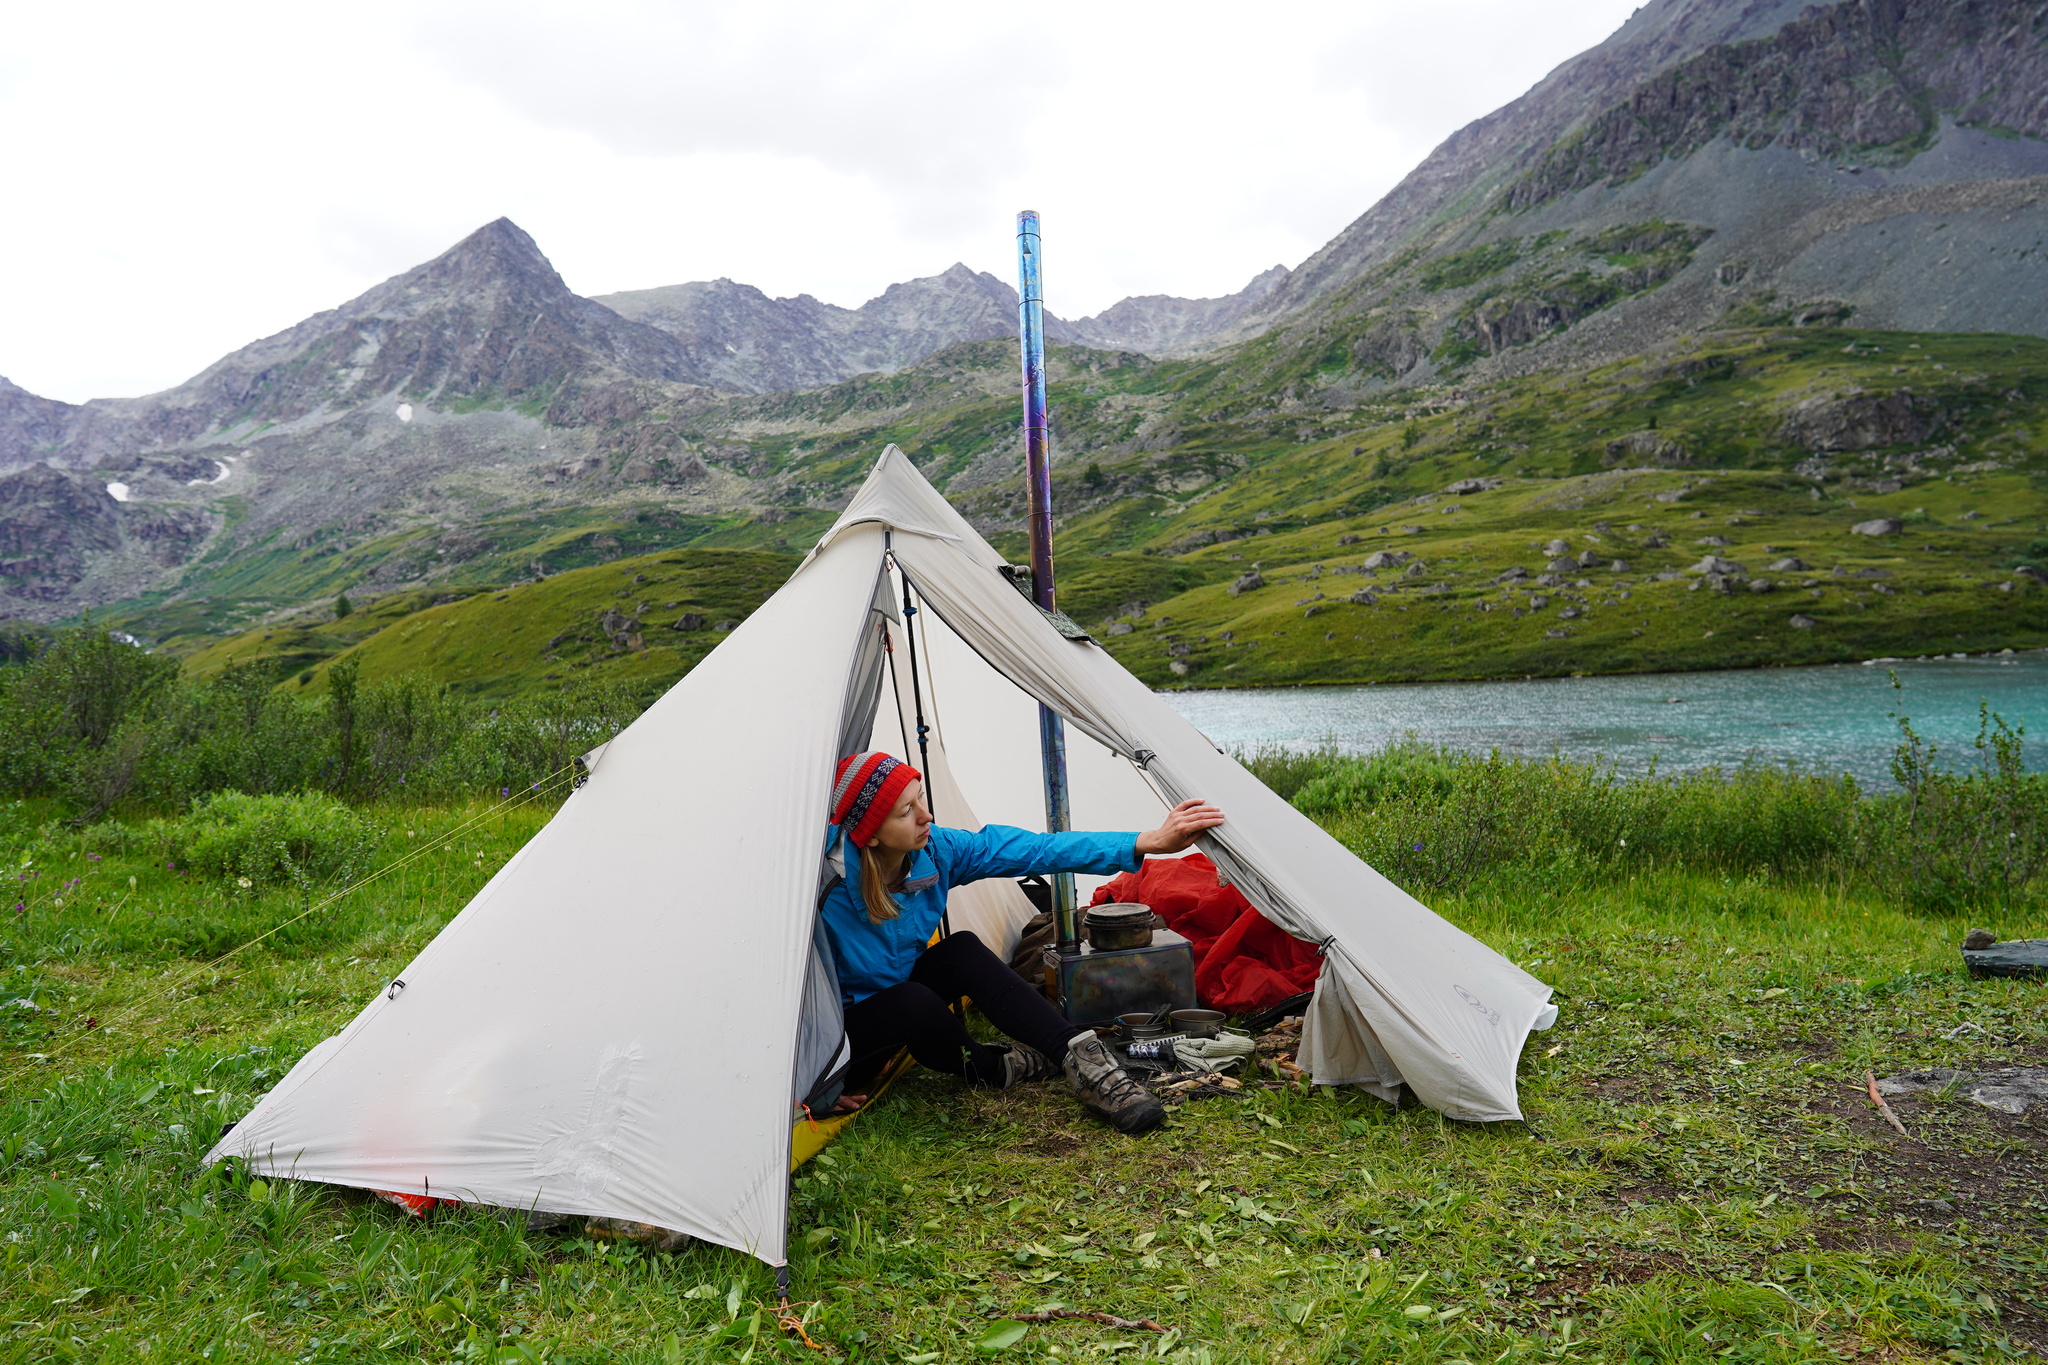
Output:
[1084, 903, 1154, 925]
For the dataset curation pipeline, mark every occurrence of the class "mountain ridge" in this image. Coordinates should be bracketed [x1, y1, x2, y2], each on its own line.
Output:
[591, 260, 1291, 394]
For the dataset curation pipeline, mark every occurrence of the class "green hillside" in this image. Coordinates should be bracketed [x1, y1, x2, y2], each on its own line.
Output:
[184, 548, 797, 703]
[95, 325, 2048, 697]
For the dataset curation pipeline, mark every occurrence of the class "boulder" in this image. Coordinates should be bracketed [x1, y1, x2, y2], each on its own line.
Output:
[1692, 555, 1745, 576]
[1107, 621, 1134, 636]
[1227, 571, 1265, 596]
[1790, 613, 1818, 629]
[1495, 566, 1529, 582]
[1360, 550, 1411, 570]
[1168, 660, 1191, 677]
[1778, 388, 1946, 453]
[1443, 477, 1502, 495]
[1768, 557, 1807, 572]
[1576, 549, 1599, 567]
[1603, 430, 1690, 466]
[1962, 937, 2048, 979]
[671, 612, 706, 631]
[1876, 1067, 2048, 1116]
[1851, 518, 1903, 536]
[1542, 539, 1571, 556]
[1338, 534, 1361, 546]
[1348, 589, 1378, 606]
[1609, 559, 1631, 572]
[1963, 928, 1997, 950]
[1547, 556, 1577, 571]
[1750, 579, 1775, 594]
[1528, 595, 1550, 610]
[1696, 535, 1731, 546]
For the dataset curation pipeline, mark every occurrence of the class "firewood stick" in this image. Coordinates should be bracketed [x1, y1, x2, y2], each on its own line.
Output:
[1866, 1071, 1908, 1137]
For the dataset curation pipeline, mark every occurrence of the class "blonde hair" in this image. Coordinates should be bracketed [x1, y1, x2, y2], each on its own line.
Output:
[858, 843, 913, 925]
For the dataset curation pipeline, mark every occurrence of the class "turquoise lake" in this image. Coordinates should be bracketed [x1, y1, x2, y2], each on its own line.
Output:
[1162, 652, 2048, 789]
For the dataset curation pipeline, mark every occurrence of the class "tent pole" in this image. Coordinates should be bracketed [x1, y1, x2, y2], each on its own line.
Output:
[1016, 209, 1079, 959]
[898, 572, 949, 942]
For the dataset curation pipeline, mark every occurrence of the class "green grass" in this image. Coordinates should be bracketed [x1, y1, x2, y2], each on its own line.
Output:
[2, 769, 2044, 1362]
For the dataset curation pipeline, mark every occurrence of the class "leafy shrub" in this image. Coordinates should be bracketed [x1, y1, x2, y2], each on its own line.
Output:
[1244, 732, 2040, 907]
[0, 625, 646, 815]
[1864, 699, 2048, 911]
[158, 791, 378, 889]
[1291, 745, 1462, 815]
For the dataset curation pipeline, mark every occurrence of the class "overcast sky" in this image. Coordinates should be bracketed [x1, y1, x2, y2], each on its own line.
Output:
[2, 0, 1642, 404]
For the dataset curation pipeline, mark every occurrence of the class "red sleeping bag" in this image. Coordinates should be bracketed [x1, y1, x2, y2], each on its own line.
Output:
[1088, 853, 1321, 1017]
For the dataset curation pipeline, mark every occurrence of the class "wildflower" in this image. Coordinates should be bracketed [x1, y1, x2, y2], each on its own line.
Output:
[1413, 842, 1424, 851]
[87, 853, 101, 861]
[501, 787, 509, 797]
[236, 877, 252, 889]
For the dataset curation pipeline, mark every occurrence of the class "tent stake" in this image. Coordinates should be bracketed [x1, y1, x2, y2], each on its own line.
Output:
[1017, 209, 1079, 959]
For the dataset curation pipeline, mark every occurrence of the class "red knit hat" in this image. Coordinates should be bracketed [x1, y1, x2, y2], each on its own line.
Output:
[830, 751, 923, 848]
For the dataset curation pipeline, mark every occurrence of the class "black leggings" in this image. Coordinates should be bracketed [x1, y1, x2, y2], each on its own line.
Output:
[841, 931, 1077, 1090]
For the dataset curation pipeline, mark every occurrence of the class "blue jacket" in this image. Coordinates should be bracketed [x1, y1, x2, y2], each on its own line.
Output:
[821, 825, 1142, 1004]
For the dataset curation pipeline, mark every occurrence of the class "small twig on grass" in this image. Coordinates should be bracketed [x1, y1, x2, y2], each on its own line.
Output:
[1865, 1071, 1909, 1137]
[1012, 1308, 1169, 1332]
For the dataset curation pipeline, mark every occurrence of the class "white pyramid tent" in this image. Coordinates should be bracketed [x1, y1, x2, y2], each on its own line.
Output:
[210, 446, 1555, 1269]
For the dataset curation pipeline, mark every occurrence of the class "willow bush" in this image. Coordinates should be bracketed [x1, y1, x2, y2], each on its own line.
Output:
[0, 626, 643, 817]
[1242, 713, 2048, 913]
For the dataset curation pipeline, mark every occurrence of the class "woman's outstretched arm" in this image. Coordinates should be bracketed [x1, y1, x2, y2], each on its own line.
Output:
[927, 798, 1228, 885]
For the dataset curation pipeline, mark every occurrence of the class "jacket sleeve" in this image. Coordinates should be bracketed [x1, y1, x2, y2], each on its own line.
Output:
[929, 825, 1143, 887]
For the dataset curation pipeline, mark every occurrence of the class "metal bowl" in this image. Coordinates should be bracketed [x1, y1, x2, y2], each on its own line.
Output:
[1115, 1012, 1162, 1042]
[1171, 1008, 1226, 1038]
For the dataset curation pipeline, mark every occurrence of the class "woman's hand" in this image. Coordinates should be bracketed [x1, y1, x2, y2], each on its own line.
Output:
[1135, 798, 1226, 856]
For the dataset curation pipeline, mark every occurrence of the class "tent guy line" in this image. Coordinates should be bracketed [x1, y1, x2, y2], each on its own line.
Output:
[4, 761, 585, 1085]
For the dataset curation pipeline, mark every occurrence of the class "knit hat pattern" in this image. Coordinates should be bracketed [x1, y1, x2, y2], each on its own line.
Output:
[831, 751, 922, 848]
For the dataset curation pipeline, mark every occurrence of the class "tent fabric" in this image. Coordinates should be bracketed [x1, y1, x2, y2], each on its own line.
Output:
[1088, 854, 1320, 1017]
[209, 444, 1554, 1274]
[209, 528, 890, 1266]
[828, 447, 1556, 1124]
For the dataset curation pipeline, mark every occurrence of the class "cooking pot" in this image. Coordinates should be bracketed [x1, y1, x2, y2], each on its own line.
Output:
[1084, 903, 1158, 952]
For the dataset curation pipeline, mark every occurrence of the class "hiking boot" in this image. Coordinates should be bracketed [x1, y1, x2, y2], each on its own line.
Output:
[996, 1041, 1060, 1089]
[1063, 1032, 1166, 1135]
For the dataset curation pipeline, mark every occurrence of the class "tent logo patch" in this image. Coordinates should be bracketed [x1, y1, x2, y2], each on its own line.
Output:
[1452, 985, 1501, 1027]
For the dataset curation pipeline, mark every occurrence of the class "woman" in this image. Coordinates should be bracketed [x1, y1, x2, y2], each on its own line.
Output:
[819, 751, 1225, 1136]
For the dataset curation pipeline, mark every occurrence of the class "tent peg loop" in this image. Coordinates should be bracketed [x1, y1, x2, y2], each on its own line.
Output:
[386, 978, 406, 999]
[1314, 936, 1336, 957]
[1132, 749, 1157, 770]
